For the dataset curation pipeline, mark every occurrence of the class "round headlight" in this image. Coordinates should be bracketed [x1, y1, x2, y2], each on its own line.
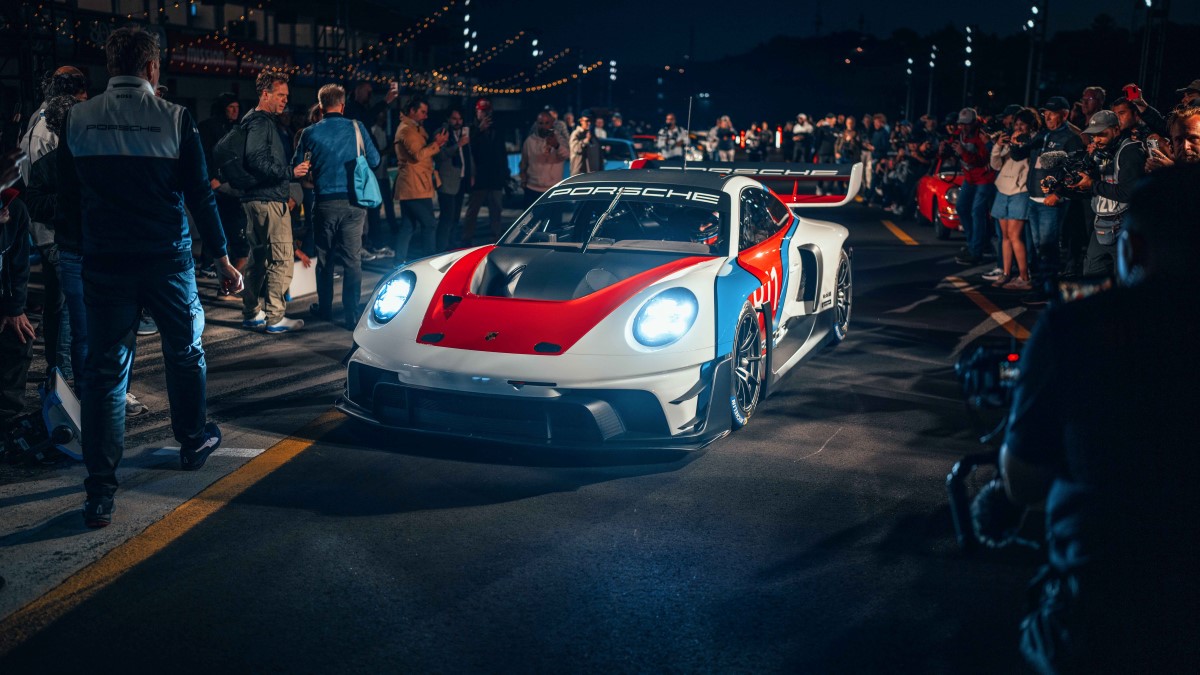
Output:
[372, 271, 416, 324]
[633, 288, 698, 347]
[945, 185, 960, 205]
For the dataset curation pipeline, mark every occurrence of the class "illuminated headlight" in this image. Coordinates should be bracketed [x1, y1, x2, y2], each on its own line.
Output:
[632, 288, 698, 347]
[372, 271, 416, 324]
[945, 185, 960, 206]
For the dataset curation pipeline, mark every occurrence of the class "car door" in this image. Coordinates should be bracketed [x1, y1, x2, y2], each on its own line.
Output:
[736, 187, 790, 328]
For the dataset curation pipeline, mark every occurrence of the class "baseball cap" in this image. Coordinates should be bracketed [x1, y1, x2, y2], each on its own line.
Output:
[1176, 78, 1200, 95]
[1040, 96, 1071, 112]
[475, 98, 492, 111]
[956, 107, 978, 124]
[612, 112, 622, 119]
[1082, 110, 1119, 134]
[1002, 104, 1023, 117]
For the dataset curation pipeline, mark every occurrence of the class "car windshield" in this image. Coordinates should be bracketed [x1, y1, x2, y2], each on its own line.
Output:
[501, 185, 731, 256]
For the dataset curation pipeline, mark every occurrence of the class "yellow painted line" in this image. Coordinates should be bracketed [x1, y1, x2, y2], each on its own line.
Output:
[945, 275, 1032, 341]
[0, 409, 345, 657]
[881, 219, 919, 246]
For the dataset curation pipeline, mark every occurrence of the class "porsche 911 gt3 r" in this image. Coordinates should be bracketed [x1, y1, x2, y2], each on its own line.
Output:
[337, 162, 863, 449]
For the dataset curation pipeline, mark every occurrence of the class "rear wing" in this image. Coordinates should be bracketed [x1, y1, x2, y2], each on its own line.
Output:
[629, 159, 863, 209]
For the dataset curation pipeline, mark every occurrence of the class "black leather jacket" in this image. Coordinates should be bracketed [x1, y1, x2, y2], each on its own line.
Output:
[239, 109, 292, 204]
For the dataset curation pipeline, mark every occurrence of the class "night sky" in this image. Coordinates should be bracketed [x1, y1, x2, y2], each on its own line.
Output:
[408, 0, 1200, 66]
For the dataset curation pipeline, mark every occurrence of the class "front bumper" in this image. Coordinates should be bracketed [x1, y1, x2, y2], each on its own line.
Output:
[336, 355, 734, 450]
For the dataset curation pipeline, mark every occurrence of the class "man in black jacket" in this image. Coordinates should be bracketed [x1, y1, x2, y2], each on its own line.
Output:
[239, 71, 310, 333]
[199, 92, 247, 298]
[56, 27, 244, 527]
[460, 99, 509, 247]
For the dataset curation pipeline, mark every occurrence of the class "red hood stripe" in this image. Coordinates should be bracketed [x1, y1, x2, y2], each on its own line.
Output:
[416, 246, 709, 355]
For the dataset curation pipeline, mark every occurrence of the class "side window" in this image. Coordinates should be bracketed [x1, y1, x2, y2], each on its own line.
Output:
[765, 191, 792, 228]
[739, 188, 774, 251]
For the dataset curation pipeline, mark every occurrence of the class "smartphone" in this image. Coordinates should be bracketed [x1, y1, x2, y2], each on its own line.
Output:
[460, 126, 469, 141]
[1124, 84, 1141, 101]
[303, 151, 312, 165]
[1146, 137, 1159, 153]
[389, 81, 398, 93]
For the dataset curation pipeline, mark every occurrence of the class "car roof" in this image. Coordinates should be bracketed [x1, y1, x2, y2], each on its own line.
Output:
[558, 169, 731, 191]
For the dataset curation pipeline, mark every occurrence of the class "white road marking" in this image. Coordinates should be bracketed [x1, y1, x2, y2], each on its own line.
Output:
[949, 307, 1027, 360]
[798, 426, 843, 461]
[886, 294, 939, 314]
[152, 447, 265, 459]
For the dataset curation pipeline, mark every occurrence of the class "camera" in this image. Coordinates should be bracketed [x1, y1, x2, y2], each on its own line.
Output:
[982, 117, 1007, 139]
[1039, 149, 1105, 196]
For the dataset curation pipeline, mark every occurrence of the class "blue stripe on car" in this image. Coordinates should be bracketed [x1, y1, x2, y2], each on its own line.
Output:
[714, 259, 762, 358]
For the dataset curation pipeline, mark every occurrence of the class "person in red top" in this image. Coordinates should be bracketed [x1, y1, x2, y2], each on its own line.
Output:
[952, 108, 999, 265]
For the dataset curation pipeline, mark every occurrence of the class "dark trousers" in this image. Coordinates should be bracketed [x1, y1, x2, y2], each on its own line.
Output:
[81, 263, 208, 498]
[1083, 230, 1117, 277]
[436, 190, 465, 253]
[1063, 199, 1093, 275]
[57, 250, 88, 383]
[396, 198, 436, 262]
[314, 200, 366, 328]
[38, 243, 71, 379]
[0, 327, 33, 428]
[522, 188, 545, 211]
[461, 189, 504, 246]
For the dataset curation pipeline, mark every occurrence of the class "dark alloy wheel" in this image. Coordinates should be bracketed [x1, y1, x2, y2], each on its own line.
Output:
[831, 249, 852, 343]
[731, 303, 765, 429]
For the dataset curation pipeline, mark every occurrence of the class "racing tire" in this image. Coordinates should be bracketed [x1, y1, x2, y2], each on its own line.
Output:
[730, 302, 766, 429]
[934, 200, 951, 240]
[830, 249, 853, 343]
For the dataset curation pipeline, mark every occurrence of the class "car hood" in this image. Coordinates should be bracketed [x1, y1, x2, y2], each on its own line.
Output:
[413, 245, 713, 356]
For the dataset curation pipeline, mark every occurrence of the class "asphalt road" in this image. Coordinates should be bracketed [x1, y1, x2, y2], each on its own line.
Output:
[1, 204, 1044, 673]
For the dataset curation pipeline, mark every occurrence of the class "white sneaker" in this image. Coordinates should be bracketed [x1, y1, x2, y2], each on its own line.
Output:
[981, 267, 1006, 282]
[126, 392, 149, 416]
[265, 317, 305, 334]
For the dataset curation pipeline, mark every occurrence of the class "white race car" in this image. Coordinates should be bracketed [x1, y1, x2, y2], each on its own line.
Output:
[337, 161, 862, 449]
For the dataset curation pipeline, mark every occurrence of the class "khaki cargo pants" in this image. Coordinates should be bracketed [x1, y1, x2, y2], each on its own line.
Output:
[241, 200, 294, 325]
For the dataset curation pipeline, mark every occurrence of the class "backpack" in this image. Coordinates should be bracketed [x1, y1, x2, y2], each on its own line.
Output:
[212, 120, 258, 191]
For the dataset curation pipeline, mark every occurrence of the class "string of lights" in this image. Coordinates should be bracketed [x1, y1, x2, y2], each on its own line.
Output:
[428, 31, 525, 75]
[471, 60, 603, 96]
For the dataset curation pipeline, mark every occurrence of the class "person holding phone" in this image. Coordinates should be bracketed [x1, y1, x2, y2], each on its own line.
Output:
[460, 98, 508, 247]
[434, 109, 472, 252]
[393, 95, 448, 261]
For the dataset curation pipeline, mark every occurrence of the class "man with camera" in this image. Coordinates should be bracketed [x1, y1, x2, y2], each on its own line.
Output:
[656, 113, 688, 159]
[569, 113, 601, 176]
[1001, 164, 1200, 674]
[952, 108, 998, 266]
[1021, 97, 1085, 302]
[520, 112, 568, 209]
[1065, 111, 1146, 277]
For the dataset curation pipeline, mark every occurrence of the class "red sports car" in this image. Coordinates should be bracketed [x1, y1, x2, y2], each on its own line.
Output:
[915, 158, 963, 240]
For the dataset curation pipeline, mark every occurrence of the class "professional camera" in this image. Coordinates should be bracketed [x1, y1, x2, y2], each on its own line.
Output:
[1038, 149, 1105, 196]
[982, 117, 1007, 139]
[946, 342, 1036, 553]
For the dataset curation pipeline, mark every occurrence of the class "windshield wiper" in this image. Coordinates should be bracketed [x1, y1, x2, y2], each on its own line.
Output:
[580, 192, 622, 254]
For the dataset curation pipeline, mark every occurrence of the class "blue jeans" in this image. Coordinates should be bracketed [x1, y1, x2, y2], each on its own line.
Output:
[960, 181, 997, 258]
[58, 251, 88, 382]
[81, 263, 208, 498]
[1027, 199, 1067, 279]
